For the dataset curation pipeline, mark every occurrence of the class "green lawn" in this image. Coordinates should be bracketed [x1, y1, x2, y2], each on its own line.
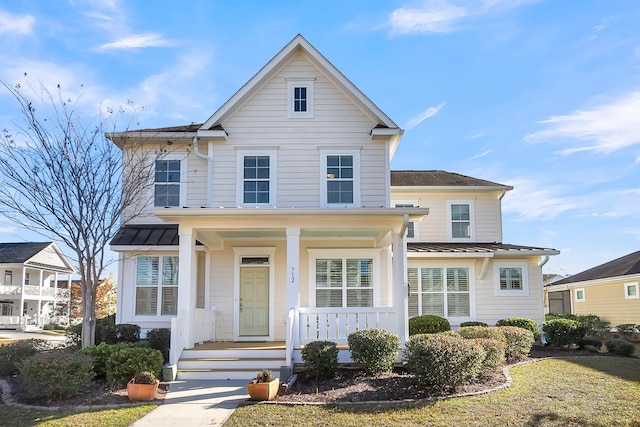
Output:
[226, 357, 640, 427]
[0, 404, 156, 427]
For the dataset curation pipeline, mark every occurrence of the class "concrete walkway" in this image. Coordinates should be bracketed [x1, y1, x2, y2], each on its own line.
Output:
[130, 380, 249, 427]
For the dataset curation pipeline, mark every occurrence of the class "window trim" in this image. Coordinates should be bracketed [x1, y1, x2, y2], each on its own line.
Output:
[134, 255, 179, 318]
[236, 150, 278, 207]
[574, 288, 585, 302]
[319, 149, 361, 208]
[153, 153, 187, 208]
[447, 200, 475, 241]
[286, 78, 315, 118]
[624, 282, 639, 299]
[308, 248, 381, 308]
[493, 261, 529, 296]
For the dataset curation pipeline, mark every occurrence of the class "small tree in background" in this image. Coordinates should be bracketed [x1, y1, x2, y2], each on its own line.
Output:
[0, 80, 156, 348]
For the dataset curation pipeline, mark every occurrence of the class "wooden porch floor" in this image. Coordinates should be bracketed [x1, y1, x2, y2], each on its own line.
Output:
[192, 341, 286, 351]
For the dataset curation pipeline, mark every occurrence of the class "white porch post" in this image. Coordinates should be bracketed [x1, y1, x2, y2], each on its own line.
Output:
[392, 231, 409, 343]
[286, 227, 300, 352]
[20, 267, 26, 330]
[178, 225, 197, 349]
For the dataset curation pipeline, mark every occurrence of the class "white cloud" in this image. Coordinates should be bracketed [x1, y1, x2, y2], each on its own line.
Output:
[466, 149, 492, 160]
[0, 10, 35, 36]
[502, 178, 579, 221]
[404, 103, 444, 129]
[98, 33, 173, 51]
[387, 0, 540, 35]
[525, 91, 640, 155]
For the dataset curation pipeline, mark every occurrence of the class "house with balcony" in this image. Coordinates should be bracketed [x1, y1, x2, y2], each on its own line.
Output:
[108, 35, 558, 379]
[0, 242, 74, 330]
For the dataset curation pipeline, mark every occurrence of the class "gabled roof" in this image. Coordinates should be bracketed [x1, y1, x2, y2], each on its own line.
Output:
[200, 34, 400, 133]
[0, 242, 74, 273]
[553, 250, 640, 285]
[407, 242, 558, 256]
[391, 171, 512, 190]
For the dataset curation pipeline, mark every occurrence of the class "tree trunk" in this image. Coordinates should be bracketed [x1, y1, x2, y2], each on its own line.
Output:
[81, 280, 97, 349]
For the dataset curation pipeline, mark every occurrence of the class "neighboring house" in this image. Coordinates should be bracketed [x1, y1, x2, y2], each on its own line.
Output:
[0, 242, 74, 330]
[545, 251, 640, 326]
[108, 35, 558, 379]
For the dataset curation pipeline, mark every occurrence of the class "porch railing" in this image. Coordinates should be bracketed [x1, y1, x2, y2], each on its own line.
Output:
[193, 307, 216, 344]
[0, 285, 20, 295]
[298, 307, 397, 345]
[169, 309, 186, 366]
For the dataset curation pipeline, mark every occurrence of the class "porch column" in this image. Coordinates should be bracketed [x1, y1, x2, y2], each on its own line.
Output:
[286, 227, 301, 353]
[178, 225, 197, 349]
[392, 231, 409, 343]
[20, 267, 26, 330]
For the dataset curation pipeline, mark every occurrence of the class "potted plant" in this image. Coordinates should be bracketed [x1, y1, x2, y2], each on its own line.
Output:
[127, 371, 159, 402]
[246, 369, 279, 401]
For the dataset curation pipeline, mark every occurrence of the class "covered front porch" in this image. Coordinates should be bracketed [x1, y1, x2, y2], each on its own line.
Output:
[154, 207, 427, 378]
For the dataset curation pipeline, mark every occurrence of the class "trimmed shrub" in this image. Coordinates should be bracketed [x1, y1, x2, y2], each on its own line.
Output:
[18, 350, 94, 399]
[460, 321, 488, 327]
[82, 342, 143, 379]
[575, 314, 601, 336]
[0, 339, 50, 376]
[578, 337, 603, 350]
[496, 317, 540, 340]
[116, 324, 141, 343]
[605, 338, 636, 357]
[301, 340, 339, 380]
[498, 326, 535, 362]
[106, 345, 164, 386]
[470, 338, 506, 375]
[545, 313, 577, 321]
[615, 324, 637, 340]
[66, 315, 118, 346]
[409, 315, 450, 335]
[456, 326, 506, 342]
[347, 329, 401, 374]
[147, 328, 171, 363]
[543, 318, 587, 347]
[404, 333, 485, 389]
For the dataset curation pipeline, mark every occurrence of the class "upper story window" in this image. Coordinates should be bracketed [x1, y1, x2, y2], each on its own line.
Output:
[447, 200, 475, 240]
[320, 149, 360, 207]
[624, 282, 638, 299]
[154, 160, 181, 207]
[494, 261, 529, 296]
[237, 150, 277, 207]
[287, 78, 315, 118]
[395, 203, 419, 240]
[24, 272, 30, 285]
[4, 270, 12, 286]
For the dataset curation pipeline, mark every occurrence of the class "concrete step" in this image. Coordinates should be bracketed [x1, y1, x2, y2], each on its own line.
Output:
[177, 368, 281, 381]
[178, 357, 285, 370]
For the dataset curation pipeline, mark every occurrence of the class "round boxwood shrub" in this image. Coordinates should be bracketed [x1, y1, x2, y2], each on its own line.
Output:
[18, 349, 94, 399]
[0, 339, 50, 376]
[82, 342, 144, 379]
[496, 317, 540, 341]
[460, 321, 488, 327]
[578, 337, 603, 351]
[404, 333, 485, 389]
[497, 326, 535, 362]
[116, 323, 141, 343]
[542, 318, 587, 347]
[456, 326, 506, 342]
[147, 328, 171, 363]
[106, 345, 164, 386]
[347, 329, 401, 374]
[409, 315, 451, 335]
[604, 338, 636, 357]
[470, 338, 506, 375]
[301, 340, 339, 379]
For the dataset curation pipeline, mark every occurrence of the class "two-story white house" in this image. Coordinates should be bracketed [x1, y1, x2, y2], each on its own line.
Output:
[108, 35, 558, 379]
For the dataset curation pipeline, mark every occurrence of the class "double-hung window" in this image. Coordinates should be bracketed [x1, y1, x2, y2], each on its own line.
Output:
[408, 267, 471, 319]
[237, 150, 276, 206]
[287, 78, 314, 118]
[135, 255, 179, 316]
[154, 160, 181, 207]
[447, 200, 474, 240]
[320, 150, 360, 207]
[494, 262, 529, 296]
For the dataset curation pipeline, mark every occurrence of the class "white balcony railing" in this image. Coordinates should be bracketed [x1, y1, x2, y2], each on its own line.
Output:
[0, 285, 21, 296]
[298, 307, 397, 345]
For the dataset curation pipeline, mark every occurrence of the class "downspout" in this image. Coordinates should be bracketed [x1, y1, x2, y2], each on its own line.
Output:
[538, 255, 550, 344]
[192, 137, 213, 207]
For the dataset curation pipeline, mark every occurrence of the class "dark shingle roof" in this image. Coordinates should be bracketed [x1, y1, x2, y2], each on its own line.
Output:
[391, 170, 512, 188]
[133, 123, 203, 133]
[407, 242, 558, 254]
[553, 251, 640, 285]
[0, 242, 52, 263]
[111, 224, 179, 246]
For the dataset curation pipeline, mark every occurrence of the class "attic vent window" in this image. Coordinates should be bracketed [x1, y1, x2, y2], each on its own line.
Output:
[287, 78, 314, 118]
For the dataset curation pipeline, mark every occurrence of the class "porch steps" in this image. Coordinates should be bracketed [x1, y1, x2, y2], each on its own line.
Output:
[176, 347, 286, 380]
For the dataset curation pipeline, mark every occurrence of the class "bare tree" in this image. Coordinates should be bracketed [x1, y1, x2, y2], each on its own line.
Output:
[0, 81, 155, 348]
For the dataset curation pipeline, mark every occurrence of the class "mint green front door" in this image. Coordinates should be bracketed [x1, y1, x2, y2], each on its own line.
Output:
[239, 266, 269, 336]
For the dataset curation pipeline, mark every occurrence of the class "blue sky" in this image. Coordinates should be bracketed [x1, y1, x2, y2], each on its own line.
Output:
[0, 0, 639, 278]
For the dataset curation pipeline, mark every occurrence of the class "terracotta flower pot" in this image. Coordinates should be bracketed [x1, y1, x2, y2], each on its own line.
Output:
[246, 378, 279, 401]
[127, 379, 159, 402]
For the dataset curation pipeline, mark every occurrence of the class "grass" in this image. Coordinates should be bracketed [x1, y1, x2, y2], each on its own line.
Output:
[0, 404, 156, 427]
[226, 357, 640, 427]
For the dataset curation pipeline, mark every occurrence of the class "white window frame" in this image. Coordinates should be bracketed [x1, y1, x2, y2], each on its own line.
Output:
[153, 153, 187, 208]
[236, 149, 277, 207]
[494, 261, 529, 296]
[574, 288, 585, 302]
[624, 282, 639, 299]
[286, 78, 315, 118]
[308, 248, 381, 308]
[447, 200, 475, 241]
[320, 148, 361, 208]
[394, 201, 420, 241]
[134, 255, 179, 318]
